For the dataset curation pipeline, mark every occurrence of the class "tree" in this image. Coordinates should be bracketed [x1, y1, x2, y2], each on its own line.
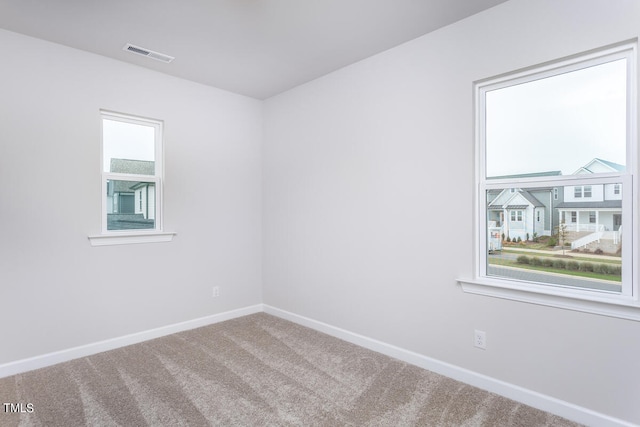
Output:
[557, 220, 569, 256]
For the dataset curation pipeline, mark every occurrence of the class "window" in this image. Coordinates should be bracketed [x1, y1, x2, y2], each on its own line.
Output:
[574, 185, 592, 198]
[461, 41, 639, 320]
[89, 111, 175, 246]
[574, 187, 583, 198]
[584, 185, 592, 198]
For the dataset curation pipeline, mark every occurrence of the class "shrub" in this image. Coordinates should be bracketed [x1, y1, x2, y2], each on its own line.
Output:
[526, 233, 530, 242]
[532, 232, 539, 243]
[530, 257, 542, 266]
[516, 255, 530, 264]
[606, 264, 622, 276]
[547, 237, 557, 247]
[594, 248, 604, 255]
[516, 236, 522, 243]
[592, 264, 608, 274]
[579, 262, 594, 272]
[566, 260, 580, 271]
[552, 259, 567, 269]
[542, 258, 554, 268]
[502, 233, 505, 242]
[506, 236, 511, 242]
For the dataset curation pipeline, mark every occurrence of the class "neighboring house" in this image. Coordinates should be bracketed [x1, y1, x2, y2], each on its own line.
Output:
[107, 159, 155, 230]
[555, 158, 623, 250]
[131, 181, 156, 221]
[488, 159, 624, 252]
[487, 171, 562, 242]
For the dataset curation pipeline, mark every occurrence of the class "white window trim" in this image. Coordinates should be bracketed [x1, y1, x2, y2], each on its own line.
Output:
[88, 110, 175, 246]
[458, 41, 640, 321]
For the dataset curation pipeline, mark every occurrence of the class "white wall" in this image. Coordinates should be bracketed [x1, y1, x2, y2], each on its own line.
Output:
[0, 29, 263, 364]
[263, 0, 640, 424]
[2, 0, 640, 424]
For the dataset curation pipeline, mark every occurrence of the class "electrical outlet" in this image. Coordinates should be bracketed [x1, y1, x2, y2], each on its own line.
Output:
[212, 286, 220, 298]
[474, 330, 486, 350]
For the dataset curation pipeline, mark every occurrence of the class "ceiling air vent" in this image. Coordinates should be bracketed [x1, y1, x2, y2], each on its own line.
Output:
[123, 43, 174, 63]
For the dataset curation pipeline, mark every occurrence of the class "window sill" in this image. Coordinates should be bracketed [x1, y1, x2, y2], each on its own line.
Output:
[88, 231, 176, 247]
[457, 277, 640, 321]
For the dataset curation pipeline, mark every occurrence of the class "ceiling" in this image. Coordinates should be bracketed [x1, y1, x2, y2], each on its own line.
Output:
[0, 0, 508, 99]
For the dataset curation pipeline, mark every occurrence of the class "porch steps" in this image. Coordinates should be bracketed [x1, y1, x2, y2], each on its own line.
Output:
[571, 231, 603, 250]
[573, 238, 620, 255]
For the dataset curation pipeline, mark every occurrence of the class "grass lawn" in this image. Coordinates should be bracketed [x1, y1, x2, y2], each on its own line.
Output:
[503, 242, 554, 250]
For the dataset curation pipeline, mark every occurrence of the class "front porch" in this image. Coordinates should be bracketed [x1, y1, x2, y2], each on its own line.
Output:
[558, 209, 621, 233]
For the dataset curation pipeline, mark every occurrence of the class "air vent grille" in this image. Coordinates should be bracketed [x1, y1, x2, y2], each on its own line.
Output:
[123, 43, 174, 63]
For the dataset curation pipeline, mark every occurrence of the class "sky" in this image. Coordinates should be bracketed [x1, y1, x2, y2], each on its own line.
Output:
[485, 58, 627, 177]
[102, 119, 155, 172]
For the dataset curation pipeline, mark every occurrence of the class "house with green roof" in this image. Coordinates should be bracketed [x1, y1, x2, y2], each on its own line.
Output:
[556, 158, 623, 251]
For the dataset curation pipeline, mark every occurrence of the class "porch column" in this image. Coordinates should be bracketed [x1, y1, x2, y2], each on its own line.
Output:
[503, 208, 508, 239]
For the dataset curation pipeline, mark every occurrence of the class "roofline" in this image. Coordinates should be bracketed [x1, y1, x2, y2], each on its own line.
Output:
[487, 171, 562, 180]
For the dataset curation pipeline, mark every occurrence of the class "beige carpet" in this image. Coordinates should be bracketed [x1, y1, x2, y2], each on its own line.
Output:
[0, 313, 581, 426]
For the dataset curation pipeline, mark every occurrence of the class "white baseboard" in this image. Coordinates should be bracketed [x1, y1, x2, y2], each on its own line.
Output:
[0, 304, 263, 379]
[263, 305, 636, 427]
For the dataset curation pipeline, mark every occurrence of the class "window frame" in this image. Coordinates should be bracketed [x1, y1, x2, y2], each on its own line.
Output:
[89, 110, 175, 246]
[459, 41, 640, 321]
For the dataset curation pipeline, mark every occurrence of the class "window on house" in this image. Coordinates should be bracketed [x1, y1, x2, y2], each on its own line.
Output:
[614, 184, 621, 195]
[89, 111, 175, 246]
[463, 41, 638, 319]
[510, 210, 523, 222]
[584, 185, 592, 198]
[574, 187, 583, 198]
